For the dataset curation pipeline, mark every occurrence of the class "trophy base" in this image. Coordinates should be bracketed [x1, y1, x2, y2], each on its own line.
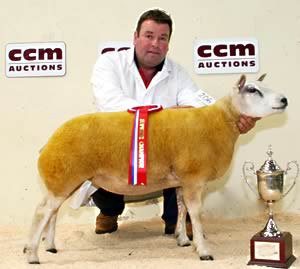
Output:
[248, 232, 296, 268]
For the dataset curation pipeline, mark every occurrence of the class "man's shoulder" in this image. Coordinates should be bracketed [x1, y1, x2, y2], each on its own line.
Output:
[165, 57, 188, 75]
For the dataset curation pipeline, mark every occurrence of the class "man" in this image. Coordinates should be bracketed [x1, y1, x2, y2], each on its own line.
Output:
[91, 9, 258, 237]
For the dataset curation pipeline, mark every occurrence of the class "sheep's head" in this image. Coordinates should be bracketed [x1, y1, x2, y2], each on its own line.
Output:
[232, 74, 288, 118]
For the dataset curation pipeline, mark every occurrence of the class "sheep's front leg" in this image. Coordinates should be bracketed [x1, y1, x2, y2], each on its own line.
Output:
[182, 183, 213, 261]
[175, 187, 191, 247]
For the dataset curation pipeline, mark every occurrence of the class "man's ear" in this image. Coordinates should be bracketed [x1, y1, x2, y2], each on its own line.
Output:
[133, 31, 138, 45]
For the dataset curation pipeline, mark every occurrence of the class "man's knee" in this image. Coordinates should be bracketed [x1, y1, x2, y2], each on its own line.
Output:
[92, 188, 125, 215]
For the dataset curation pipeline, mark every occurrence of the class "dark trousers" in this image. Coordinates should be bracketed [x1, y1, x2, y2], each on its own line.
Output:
[92, 187, 178, 225]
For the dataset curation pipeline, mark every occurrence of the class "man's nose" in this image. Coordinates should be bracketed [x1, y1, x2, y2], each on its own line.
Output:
[151, 38, 159, 47]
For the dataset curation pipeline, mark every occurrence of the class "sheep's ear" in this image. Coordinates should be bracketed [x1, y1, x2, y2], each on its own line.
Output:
[237, 74, 246, 91]
[258, 73, 267, 81]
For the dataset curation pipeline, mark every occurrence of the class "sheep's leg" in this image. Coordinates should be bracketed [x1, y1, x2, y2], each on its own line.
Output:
[24, 194, 65, 264]
[175, 187, 191, 246]
[44, 212, 58, 253]
[182, 183, 213, 261]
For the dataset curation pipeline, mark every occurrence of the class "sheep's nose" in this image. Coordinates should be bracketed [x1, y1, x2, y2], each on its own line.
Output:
[281, 97, 288, 107]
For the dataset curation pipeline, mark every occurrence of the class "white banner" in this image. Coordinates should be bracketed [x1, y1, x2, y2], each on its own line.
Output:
[194, 38, 259, 74]
[6, 42, 66, 77]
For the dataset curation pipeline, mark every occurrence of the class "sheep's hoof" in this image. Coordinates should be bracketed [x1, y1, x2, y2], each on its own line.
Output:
[24, 246, 41, 264]
[182, 242, 191, 247]
[46, 248, 58, 254]
[29, 261, 40, 264]
[178, 241, 191, 247]
[200, 255, 214, 261]
[176, 237, 191, 247]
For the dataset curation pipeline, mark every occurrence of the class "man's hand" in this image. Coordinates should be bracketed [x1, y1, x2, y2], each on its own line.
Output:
[237, 115, 260, 134]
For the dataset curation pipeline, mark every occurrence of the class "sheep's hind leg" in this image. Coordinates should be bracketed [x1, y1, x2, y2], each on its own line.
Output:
[175, 187, 191, 247]
[43, 211, 58, 253]
[24, 194, 65, 264]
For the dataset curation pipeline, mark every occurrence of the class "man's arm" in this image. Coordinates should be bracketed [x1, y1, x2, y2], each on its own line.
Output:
[175, 65, 215, 107]
[91, 53, 139, 112]
[172, 65, 259, 133]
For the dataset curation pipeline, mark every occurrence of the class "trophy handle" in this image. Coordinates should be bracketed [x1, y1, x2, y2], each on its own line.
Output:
[282, 160, 299, 197]
[242, 161, 259, 197]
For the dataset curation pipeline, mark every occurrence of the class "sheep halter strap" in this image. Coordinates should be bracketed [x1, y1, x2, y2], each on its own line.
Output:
[128, 105, 163, 185]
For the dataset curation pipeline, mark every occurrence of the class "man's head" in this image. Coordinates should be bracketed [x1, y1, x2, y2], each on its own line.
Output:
[134, 9, 172, 69]
[135, 9, 173, 40]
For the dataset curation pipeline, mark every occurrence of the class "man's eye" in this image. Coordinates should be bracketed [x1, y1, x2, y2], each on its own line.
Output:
[159, 37, 168, 42]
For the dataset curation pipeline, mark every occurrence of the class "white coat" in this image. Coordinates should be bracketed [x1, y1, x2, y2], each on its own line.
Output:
[91, 47, 215, 112]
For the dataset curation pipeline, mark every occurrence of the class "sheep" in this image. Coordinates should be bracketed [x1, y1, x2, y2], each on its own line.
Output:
[24, 74, 288, 264]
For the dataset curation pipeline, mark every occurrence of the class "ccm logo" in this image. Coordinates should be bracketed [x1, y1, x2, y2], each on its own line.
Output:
[197, 43, 255, 58]
[101, 47, 130, 54]
[8, 48, 63, 61]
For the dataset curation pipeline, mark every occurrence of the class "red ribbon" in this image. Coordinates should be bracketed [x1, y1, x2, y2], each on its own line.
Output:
[128, 105, 163, 185]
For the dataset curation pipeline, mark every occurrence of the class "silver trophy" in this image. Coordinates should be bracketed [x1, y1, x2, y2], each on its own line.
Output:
[243, 145, 299, 268]
[243, 145, 299, 237]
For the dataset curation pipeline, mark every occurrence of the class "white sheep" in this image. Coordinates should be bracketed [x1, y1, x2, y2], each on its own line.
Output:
[24, 74, 288, 264]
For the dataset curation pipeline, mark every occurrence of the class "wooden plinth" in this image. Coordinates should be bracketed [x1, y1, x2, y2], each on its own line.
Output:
[248, 232, 296, 268]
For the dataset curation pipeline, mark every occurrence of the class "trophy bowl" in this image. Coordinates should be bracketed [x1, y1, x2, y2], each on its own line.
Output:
[257, 170, 283, 203]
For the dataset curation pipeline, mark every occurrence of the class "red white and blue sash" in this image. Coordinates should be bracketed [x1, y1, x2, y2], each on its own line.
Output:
[128, 105, 162, 185]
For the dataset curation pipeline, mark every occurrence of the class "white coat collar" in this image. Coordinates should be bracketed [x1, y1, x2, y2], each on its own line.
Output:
[127, 46, 172, 74]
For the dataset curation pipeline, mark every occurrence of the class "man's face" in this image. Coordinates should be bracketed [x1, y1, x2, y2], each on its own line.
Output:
[134, 19, 170, 69]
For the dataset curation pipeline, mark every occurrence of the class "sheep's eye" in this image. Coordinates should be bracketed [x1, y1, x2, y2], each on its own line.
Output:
[247, 86, 257, 93]
[246, 86, 263, 97]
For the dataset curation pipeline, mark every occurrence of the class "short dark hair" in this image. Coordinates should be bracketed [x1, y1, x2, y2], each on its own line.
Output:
[135, 9, 173, 40]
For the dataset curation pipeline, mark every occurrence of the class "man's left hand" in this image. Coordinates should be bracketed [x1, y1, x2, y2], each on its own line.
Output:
[237, 115, 260, 134]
